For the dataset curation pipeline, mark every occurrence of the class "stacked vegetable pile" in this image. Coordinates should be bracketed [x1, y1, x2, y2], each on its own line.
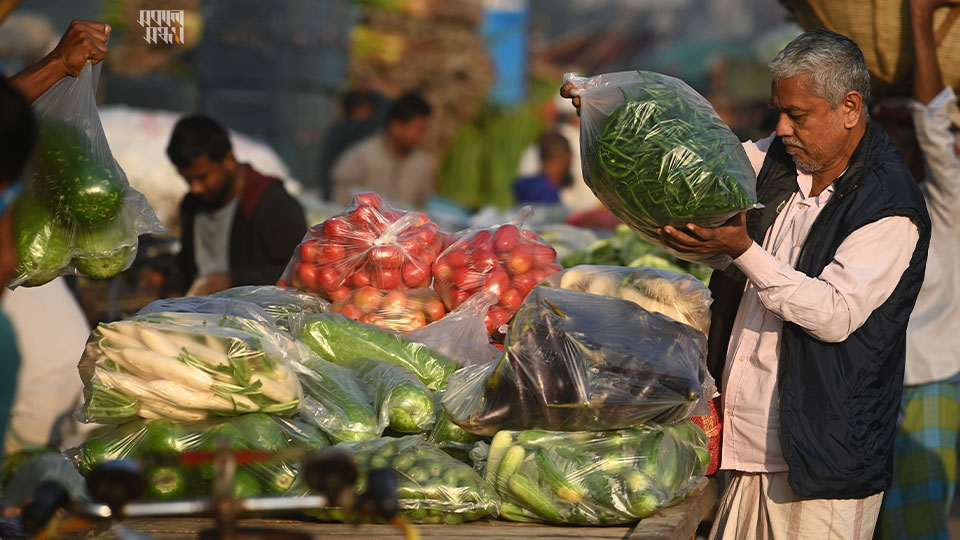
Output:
[569, 70, 757, 266]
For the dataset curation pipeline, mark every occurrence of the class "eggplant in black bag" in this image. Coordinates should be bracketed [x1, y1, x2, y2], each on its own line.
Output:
[442, 287, 707, 434]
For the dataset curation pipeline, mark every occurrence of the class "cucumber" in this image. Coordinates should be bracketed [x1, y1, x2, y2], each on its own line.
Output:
[296, 357, 381, 442]
[508, 473, 564, 522]
[496, 445, 525, 492]
[485, 431, 513, 484]
[534, 449, 584, 503]
[500, 502, 540, 523]
[300, 314, 460, 390]
[341, 357, 435, 434]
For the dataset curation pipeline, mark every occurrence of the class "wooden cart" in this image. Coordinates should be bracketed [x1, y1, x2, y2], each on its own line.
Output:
[93, 478, 718, 540]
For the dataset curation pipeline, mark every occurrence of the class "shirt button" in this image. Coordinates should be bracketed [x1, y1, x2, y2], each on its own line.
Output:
[726, 409, 734, 417]
[737, 355, 747, 362]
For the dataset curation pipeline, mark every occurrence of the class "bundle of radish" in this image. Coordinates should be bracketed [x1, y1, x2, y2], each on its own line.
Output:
[78, 312, 303, 423]
[278, 193, 447, 301]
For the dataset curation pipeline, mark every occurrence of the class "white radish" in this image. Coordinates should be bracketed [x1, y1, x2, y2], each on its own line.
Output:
[98, 325, 146, 351]
[95, 368, 161, 402]
[99, 342, 155, 380]
[111, 320, 142, 340]
[164, 333, 230, 367]
[136, 323, 183, 357]
[138, 407, 163, 420]
[146, 379, 260, 413]
[139, 397, 209, 421]
[120, 348, 214, 392]
[251, 370, 300, 403]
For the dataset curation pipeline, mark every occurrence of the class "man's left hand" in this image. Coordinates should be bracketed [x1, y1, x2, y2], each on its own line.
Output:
[658, 211, 753, 258]
[188, 272, 232, 296]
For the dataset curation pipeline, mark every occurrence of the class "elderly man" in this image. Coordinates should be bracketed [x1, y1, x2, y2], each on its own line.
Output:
[560, 29, 931, 538]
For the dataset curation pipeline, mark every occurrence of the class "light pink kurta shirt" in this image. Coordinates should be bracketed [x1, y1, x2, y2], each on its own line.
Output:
[719, 134, 920, 473]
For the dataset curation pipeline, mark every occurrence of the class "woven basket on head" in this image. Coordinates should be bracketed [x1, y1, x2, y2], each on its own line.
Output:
[789, 0, 960, 98]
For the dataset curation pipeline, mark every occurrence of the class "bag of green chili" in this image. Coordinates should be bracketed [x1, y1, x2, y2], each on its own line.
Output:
[565, 71, 758, 267]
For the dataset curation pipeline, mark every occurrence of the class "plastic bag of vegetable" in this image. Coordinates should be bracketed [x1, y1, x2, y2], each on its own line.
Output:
[66, 414, 329, 500]
[543, 265, 712, 335]
[484, 423, 707, 524]
[340, 357, 435, 434]
[565, 70, 757, 268]
[405, 291, 500, 367]
[299, 436, 498, 524]
[299, 313, 460, 391]
[136, 297, 278, 331]
[212, 285, 329, 334]
[330, 286, 446, 332]
[278, 192, 447, 301]
[432, 208, 561, 335]
[292, 352, 384, 443]
[443, 286, 708, 434]
[78, 313, 304, 423]
[427, 393, 481, 462]
[10, 63, 164, 287]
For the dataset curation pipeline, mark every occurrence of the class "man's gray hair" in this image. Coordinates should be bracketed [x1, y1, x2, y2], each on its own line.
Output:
[769, 29, 871, 108]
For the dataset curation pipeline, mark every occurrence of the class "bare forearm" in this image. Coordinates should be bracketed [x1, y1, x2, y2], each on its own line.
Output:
[8, 56, 68, 104]
[911, 2, 945, 105]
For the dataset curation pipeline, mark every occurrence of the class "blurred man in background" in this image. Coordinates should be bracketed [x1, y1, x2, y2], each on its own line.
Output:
[331, 92, 434, 208]
[318, 88, 383, 201]
[167, 115, 307, 296]
[513, 130, 571, 205]
[875, 0, 960, 538]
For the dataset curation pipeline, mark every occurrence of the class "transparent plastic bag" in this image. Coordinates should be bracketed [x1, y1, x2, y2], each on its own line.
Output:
[300, 436, 498, 524]
[443, 286, 708, 435]
[483, 423, 707, 525]
[10, 63, 164, 287]
[65, 414, 329, 500]
[212, 285, 329, 334]
[427, 392, 481, 462]
[340, 357, 435, 434]
[135, 296, 277, 331]
[278, 192, 447, 301]
[291, 352, 383, 443]
[405, 291, 500, 367]
[330, 286, 446, 332]
[543, 265, 713, 335]
[299, 313, 460, 391]
[565, 70, 758, 268]
[78, 313, 304, 423]
[431, 208, 561, 335]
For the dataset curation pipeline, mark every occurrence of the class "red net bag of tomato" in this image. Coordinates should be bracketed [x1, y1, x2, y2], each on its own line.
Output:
[280, 193, 445, 301]
[433, 211, 562, 335]
[330, 286, 447, 332]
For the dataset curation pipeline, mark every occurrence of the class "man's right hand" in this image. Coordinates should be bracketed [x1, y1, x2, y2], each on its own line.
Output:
[559, 82, 582, 116]
[47, 20, 111, 78]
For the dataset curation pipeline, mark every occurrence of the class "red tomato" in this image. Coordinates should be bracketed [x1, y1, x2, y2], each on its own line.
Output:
[499, 288, 524, 311]
[351, 269, 372, 288]
[399, 237, 420, 254]
[318, 266, 343, 292]
[484, 306, 511, 334]
[329, 286, 351, 301]
[452, 267, 481, 290]
[451, 288, 472, 308]
[468, 230, 493, 250]
[506, 246, 533, 276]
[423, 299, 446, 322]
[543, 264, 562, 278]
[416, 277, 432, 288]
[353, 286, 383, 311]
[354, 192, 383, 209]
[483, 268, 510, 299]
[369, 245, 403, 269]
[530, 243, 557, 265]
[297, 262, 320, 291]
[381, 290, 408, 313]
[469, 249, 499, 273]
[395, 310, 427, 331]
[372, 267, 401, 289]
[317, 243, 346, 265]
[493, 224, 521, 253]
[412, 225, 437, 246]
[447, 249, 469, 268]
[338, 303, 364, 320]
[360, 312, 385, 325]
[349, 204, 382, 227]
[276, 278, 291, 287]
[402, 260, 430, 287]
[299, 241, 320, 264]
[433, 259, 454, 282]
[322, 217, 352, 239]
[511, 273, 539, 297]
[521, 229, 538, 241]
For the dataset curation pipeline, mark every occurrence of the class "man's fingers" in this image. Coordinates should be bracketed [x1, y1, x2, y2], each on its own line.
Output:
[560, 82, 573, 98]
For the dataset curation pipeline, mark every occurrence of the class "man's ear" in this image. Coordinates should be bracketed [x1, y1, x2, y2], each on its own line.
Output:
[842, 90, 864, 129]
[223, 150, 237, 170]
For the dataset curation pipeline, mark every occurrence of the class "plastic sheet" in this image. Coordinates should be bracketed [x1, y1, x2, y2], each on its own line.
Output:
[566, 70, 758, 268]
[135, 296, 277, 331]
[291, 353, 383, 443]
[543, 265, 712, 335]
[212, 285, 329, 334]
[484, 423, 707, 524]
[443, 286, 708, 434]
[301, 436, 499, 524]
[278, 192, 447, 301]
[66, 414, 329, 500]
[431, 208, 561, 335]
[330, 287, 445, 332]
[78, 313, 304, 423]
[10, 63, 163, 287]
[405, 291, 500, 367]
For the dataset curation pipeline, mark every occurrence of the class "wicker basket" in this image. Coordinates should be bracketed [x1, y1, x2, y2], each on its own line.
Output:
[789, 0, 960, 97]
